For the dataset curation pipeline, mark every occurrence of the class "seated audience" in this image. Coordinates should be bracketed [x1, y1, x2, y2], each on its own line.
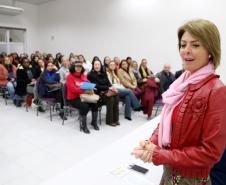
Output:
[138, 59, 160, 119]
[54, 52, 63, 69]
[156, 64, 175, 94]
[78, 54, 92, 75]
[59, 56, 70, 83]
[132, 60, 143, 84]
[88, 59, 119, 127]
[118, 59, 142, 99]
[175, 66, 185, 79]
[113, 57, 120, 70]
[66, 61, 99, 134]
[107, 61, 142, 121]
[32, 59, 45, 111]
[0, 56, 16, 99]
[139, 58, 153, 79]
[37, 61, 66, 120]
[103, 56, 111, 72]
[14, 57, 34, 107]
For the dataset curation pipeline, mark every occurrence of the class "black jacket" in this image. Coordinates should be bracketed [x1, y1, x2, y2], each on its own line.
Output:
[87, 70, 111, 95]
[15, 65, 32, 96]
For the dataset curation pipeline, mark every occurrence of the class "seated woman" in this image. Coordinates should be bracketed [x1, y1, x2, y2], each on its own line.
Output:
[117, 59, 142, 99]
[66, 61, 99, 134]
[88, 59, 119, 127]
[78, 54, 92, 75]
[139, 59, 160, 119]
[139, 58, 154, 79]
[0, 56, 16, 99]
[14, 57, 34, 107]
[59, 56, 70, 84]
[107, 61, 142, 121]
[37, 61, 66, 120]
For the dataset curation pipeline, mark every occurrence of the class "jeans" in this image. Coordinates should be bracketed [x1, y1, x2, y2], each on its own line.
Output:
[118, 88, 140, 119]
[6, 81, 16, 99]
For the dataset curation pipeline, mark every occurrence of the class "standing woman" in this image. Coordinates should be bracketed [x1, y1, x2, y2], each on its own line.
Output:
[132, 19, 226, 185]
[66, 61, 99, 134]
[88, 60, 119, 127]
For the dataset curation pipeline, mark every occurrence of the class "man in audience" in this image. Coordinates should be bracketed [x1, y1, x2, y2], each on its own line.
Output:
[156, 64, 175, 94]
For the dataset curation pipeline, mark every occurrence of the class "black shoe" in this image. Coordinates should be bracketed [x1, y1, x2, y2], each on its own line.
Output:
[38, 106, 45, 112]
[134, 106, 144, 112]
[125, 117, 132, 121]
[106, 123, 117, 127]
[13, 99, 17, 106]
[80, 115, 90, 134]
[59, 112, 67, 120]
[81, 127, 90, 134]
[91, 123, 100, 130]
[16, 102, 22, 107]
[14, 100, 22, 107]
[33, 99, 39, 105]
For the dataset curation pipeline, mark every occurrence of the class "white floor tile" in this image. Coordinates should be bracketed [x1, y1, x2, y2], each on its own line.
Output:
[0, 97, 155, 184]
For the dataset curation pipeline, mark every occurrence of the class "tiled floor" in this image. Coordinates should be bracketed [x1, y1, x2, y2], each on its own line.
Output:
[0, 98, 159, 185]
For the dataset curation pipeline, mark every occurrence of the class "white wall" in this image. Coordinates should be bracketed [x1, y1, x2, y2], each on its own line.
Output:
[0, 0, 39, 54]
[37, 0, 226, 82]
[0, 0, 225, 82]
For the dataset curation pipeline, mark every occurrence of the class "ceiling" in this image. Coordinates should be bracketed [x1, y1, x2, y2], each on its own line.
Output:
[14, 0, 55, 5]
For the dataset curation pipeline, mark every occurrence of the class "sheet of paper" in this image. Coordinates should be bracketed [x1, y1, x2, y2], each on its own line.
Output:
[111, 167, 154, 185]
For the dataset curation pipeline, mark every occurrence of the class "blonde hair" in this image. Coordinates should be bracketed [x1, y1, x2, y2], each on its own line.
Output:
[178, 19, 221, 69]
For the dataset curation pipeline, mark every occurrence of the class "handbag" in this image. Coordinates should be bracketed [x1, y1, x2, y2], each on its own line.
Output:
[105, 89, 117, 97]
[26, 84, 35, 95]
[80, 93, 100, 103]
[47, 83, 63, 92]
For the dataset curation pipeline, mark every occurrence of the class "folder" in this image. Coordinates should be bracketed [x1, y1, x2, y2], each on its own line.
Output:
[80, 82, 96, 90]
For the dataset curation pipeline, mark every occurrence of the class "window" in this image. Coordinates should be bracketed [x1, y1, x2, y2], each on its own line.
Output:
[0, 28, 7, 42]
[0, 27, 26, 54]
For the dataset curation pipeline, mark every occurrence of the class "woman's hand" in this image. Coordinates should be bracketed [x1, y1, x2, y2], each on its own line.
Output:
[142, 78, 147, 83]
[109, 86, 118, 93]
[131, 140, 156, 163]
[85, 90, 94, 95]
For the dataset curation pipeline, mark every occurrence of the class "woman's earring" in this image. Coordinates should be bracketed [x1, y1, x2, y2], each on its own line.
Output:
[208, 55, 213, 61]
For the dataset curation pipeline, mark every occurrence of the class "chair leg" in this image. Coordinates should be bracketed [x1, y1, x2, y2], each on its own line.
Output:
[4, 90, 8, 105]
[98, 107, 102, 125]
[49, 105, 52, 121]
[62, 108, 66, 125]
[79, 115, 82, 131]
[36, 99, 40, 116]
[155, 105, 159, 117]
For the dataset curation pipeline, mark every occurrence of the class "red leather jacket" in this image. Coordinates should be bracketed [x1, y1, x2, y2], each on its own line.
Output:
[150, 74, 226, 178]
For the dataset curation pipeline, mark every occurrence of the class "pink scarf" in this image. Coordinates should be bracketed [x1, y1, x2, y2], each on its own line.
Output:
[158, 63, 215, 148]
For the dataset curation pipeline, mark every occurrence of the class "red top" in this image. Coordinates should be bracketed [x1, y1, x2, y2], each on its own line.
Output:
[66, 72, 89, 100]
[0, 64, 16, 86]
[150, 74, 226, 178]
